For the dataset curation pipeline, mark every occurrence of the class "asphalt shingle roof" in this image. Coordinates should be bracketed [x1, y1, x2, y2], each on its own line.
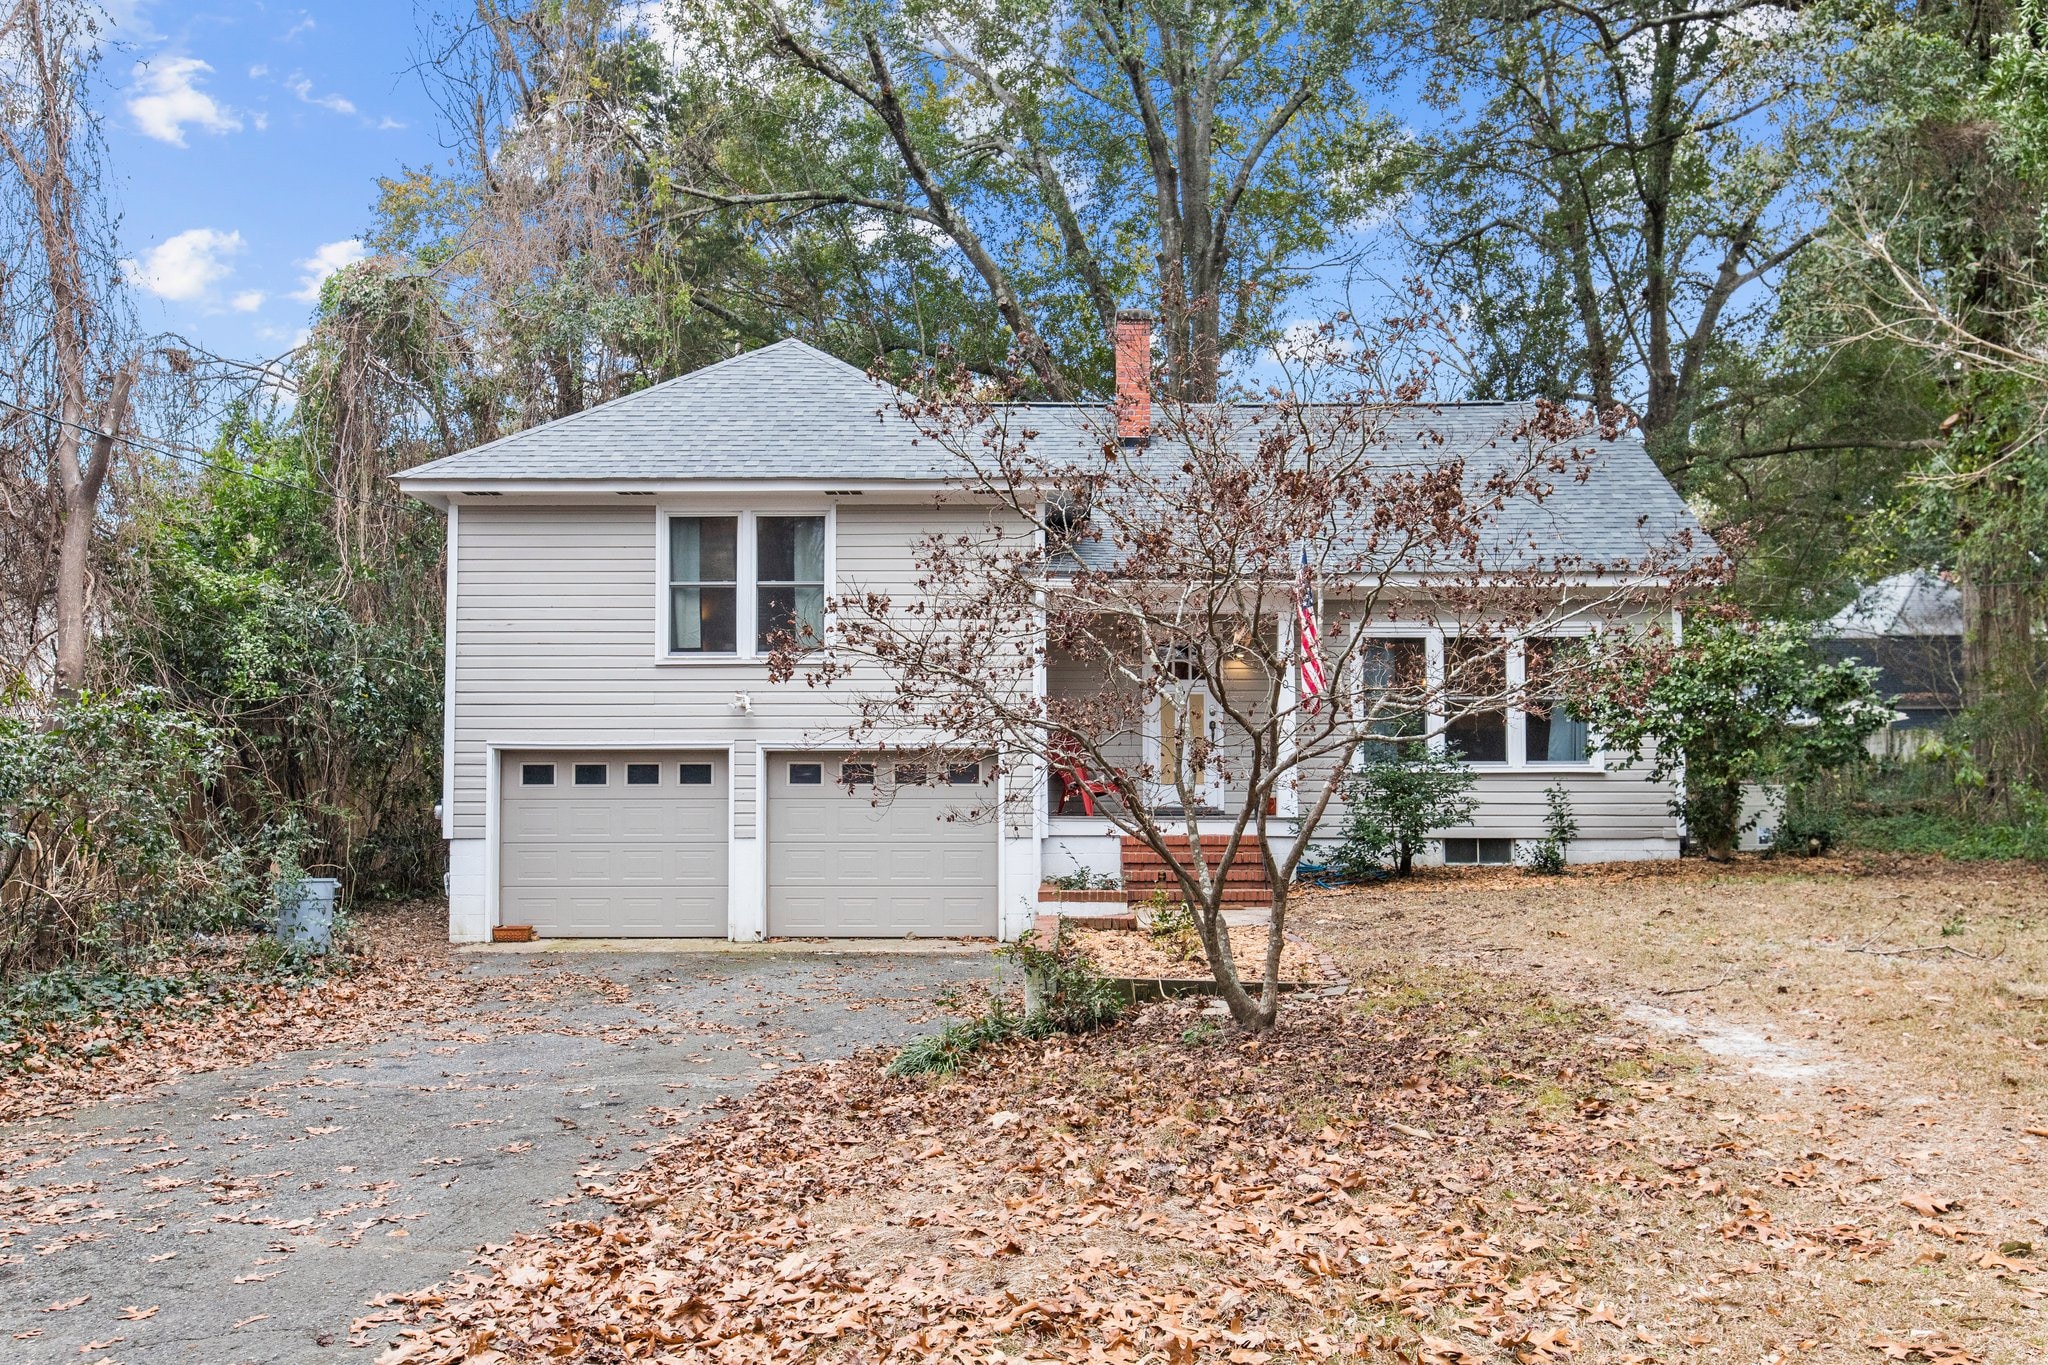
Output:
[396, 338, 1711, 569]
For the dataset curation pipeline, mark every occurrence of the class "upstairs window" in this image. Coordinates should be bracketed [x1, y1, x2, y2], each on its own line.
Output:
[670, 516, 738, 654]
[756, 515, 825, 654]
[665, 512, 826, 657]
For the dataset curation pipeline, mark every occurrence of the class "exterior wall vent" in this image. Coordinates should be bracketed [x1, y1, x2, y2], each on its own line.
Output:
[461, 490, 502, 498]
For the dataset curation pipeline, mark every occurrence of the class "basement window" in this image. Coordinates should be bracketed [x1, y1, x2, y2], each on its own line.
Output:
[1442, 837, 1514, 865]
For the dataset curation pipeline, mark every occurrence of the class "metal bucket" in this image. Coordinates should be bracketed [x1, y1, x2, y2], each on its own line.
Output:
[276, 877, 341, 952]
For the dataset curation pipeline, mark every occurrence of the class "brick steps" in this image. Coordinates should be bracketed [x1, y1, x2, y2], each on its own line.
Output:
[1120, 836, 1272, 906]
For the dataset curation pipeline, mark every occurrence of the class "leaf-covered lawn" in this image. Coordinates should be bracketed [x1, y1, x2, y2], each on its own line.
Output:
[376, 860, 2046, 1363]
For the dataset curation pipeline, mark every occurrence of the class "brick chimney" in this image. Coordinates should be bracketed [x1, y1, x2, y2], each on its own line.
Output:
[1113, 308, 1154, 445]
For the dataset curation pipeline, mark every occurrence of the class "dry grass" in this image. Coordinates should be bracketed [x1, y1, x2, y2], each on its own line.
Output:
[1295, 854, 2048, 1105]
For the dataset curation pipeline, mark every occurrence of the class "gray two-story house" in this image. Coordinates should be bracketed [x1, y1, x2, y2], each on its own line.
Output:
[397, 329, 1704, 944]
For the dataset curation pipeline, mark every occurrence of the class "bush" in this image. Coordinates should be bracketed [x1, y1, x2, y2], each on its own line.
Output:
[1045, 867, 1121, 891]
[1325, 750, 1480, 877]
[1569, 619, 1890, 860]
[885, 929, 1128, 1078]
[1144, 891, 1200, 962]
[1523, 783, 1579, 874]
[0, 685, 310, 978]
[1796, 750, 2048, 860]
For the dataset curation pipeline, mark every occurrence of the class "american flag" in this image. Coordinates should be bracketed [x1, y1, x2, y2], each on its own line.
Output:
[1295, 551, 1325, 713]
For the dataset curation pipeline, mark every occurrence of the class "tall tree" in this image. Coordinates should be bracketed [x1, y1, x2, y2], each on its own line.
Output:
[0, 0, 138, 694]
[675, 0, 1409, 399]
[1414, 0, 1841, 460]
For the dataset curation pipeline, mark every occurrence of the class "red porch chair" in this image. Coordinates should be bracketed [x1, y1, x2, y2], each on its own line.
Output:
[1049, 738, 1118, 817]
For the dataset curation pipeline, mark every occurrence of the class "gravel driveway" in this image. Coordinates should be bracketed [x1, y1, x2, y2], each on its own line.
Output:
[0, 947, 989, 1364]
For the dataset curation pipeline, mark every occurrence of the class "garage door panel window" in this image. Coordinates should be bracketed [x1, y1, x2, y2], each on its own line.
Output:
[626, 763, 660, 785]
[521, 763, 555, 786]
[840, 761, 875, 786]
[789, 762, 822, 785]
[893, 762, 929, 786]
[573, 763, 608, 785]
[678, 763, 713, 785]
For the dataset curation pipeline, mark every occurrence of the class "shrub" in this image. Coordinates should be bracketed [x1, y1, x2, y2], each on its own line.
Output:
[1001, 929, 1127, 1036]
[1569, 619, 1890, 860]
[1144, 891, 1200, 962]
[885, 995, 1023, 1077]
[1523, 783, 1579, 874]
[1045, 867, 1121, 891]
[0, 685, 312, 978]
[1326, 751, 1480, 877]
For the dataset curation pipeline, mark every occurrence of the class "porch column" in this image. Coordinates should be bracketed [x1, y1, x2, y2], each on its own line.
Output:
[1275, 610, 1300, 819]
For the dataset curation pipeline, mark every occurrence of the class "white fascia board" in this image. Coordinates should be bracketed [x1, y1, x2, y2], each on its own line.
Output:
[392, 477, 963, 503]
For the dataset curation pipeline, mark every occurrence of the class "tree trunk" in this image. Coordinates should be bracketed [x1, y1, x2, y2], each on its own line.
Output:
[51, 363, 136, 697]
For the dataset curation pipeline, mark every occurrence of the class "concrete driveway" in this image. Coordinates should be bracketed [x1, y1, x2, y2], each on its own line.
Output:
[0, 947, 990, 1364]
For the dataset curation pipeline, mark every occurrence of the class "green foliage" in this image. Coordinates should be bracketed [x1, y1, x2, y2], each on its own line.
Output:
[1145, 893, 1200, 963]
[0, 686, 311, 976]
[1795, 751, 2048, 861]
[1327, 750, 1481, 877]
[1523, 784, 1579, 875]
[1571, 620, 1892, 859]
[885, 994, 1024, 1077]
[998, 929, 1127, 1037]
[888, 929, 1128, 1076]
[1045, 867, 1120, 891]
[111, 414, 444, 898]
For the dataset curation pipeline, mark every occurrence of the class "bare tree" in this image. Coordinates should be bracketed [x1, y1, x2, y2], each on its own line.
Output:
[775, 310, 1717, 1029]
[0, 0, 138, 695]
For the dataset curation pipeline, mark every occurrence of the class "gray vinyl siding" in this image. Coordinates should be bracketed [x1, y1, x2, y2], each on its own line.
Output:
[449, 499, 1020, 840]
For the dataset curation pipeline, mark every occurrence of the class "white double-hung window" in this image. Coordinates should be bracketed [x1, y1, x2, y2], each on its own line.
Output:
[665, 511, 827, 658]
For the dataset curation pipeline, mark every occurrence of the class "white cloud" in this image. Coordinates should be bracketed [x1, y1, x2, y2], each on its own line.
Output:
[127, 57, 242, 146]
[124, 228, 245, 302]
[230, 290, 265, 313]
[375, 115, 406, 131]
[283, 16, 316, 42]
[248, 63, 268, 79]
[287, 74, 355, 116]
[291, 238, 368, 302]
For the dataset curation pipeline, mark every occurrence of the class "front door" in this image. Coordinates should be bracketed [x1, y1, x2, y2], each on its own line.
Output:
[1149, 684, 1222, 811]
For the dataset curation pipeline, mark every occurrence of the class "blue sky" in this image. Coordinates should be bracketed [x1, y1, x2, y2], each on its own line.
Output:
[106, 1, 446, 361]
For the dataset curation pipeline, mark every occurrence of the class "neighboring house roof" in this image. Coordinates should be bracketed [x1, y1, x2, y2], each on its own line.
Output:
[1823, 570, 1964, 639]
[397, 338, 1712, 571]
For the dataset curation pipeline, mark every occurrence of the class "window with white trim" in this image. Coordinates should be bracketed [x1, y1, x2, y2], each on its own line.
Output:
[1442, 636, 1508, 763]
[1521, 637, 1592, 765]
[664, 512, 827, 657]
[1355, 637, 1427, 764]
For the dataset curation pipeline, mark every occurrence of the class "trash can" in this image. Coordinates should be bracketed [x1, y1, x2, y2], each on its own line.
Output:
[276, 877, 341, 952]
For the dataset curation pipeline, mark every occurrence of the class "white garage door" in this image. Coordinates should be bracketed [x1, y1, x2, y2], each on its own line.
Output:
[766, 754, 998, 938]
[500, 750, 728, 936]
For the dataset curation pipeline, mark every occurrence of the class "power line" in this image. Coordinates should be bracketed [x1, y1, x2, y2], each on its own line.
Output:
[0, 393, 359, 502]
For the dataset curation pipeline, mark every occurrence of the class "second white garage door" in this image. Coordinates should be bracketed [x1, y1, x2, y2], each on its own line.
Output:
[766, 754, 998, 938]
[500, 750, 728, 936]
